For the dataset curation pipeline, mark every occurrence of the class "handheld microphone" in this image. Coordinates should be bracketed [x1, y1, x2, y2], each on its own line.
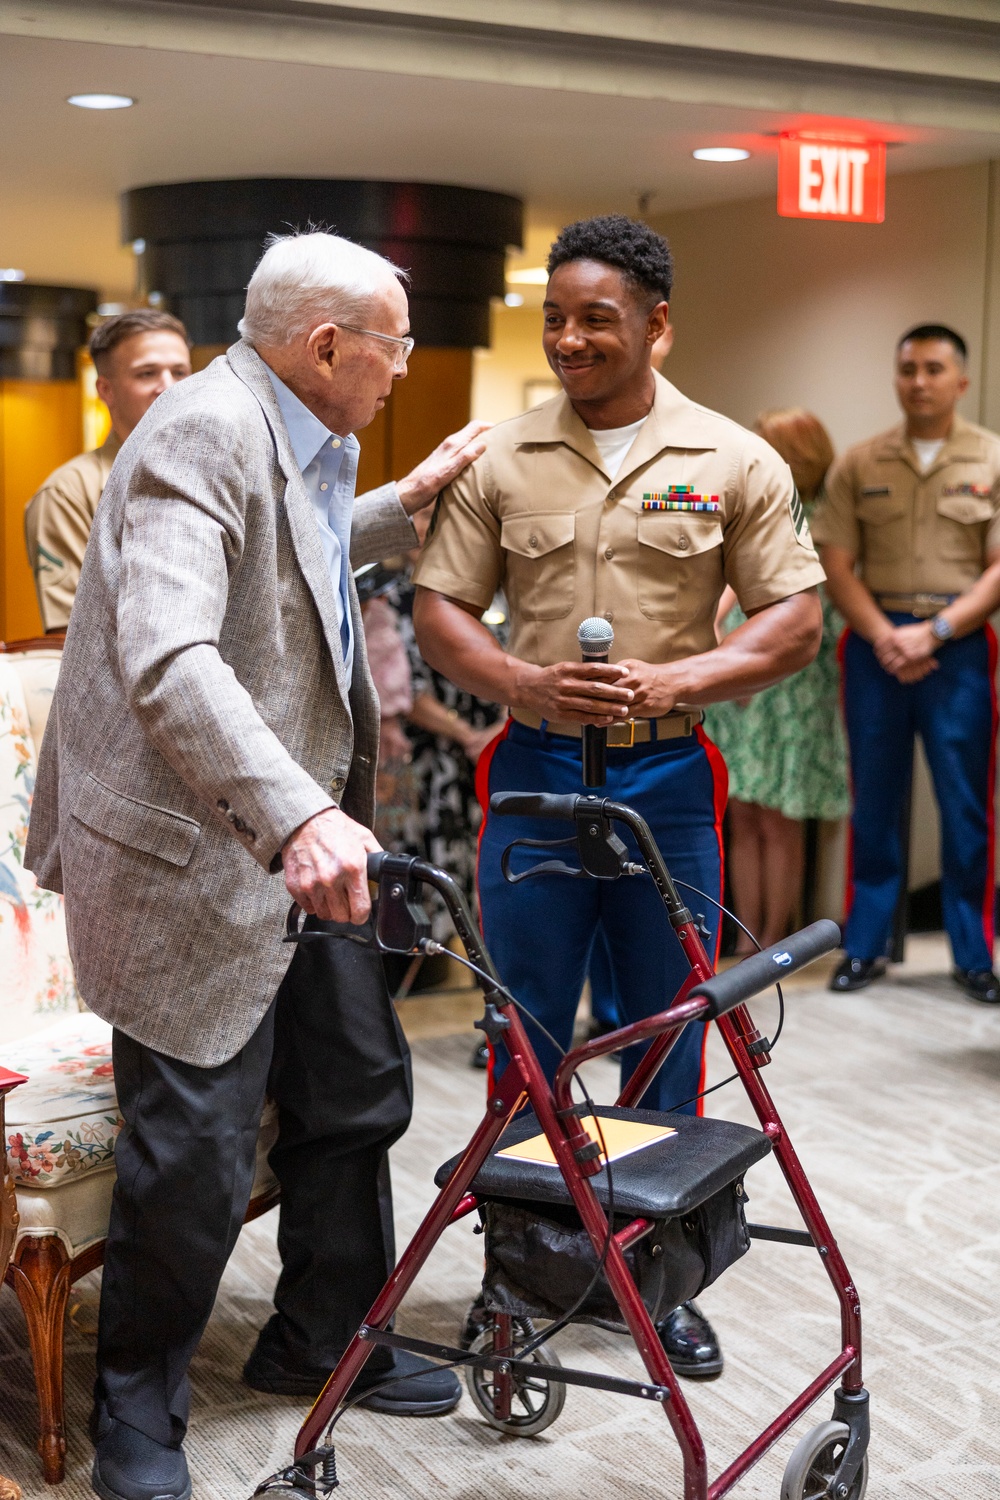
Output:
[577, 616, 616, 787]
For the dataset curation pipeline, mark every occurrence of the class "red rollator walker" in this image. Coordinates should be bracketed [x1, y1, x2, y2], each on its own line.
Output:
[255, 791, 870, 1500]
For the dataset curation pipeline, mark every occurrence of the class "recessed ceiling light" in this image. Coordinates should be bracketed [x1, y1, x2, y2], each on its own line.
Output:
[692, 147, 751, 162]
[0, 268, 26, 282]
[67, 93, 135, 110]
[504, 292, 525, 307]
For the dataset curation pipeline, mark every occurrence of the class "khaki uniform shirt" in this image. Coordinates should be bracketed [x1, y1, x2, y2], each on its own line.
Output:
[24, 432, 121, 631]
[812, 416, 1000, 597]
[413, 373, 825, 668]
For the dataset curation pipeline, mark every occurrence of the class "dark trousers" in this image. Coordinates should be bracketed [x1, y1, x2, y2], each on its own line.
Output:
[478, 720, 727, 1114]
[842, 619, 997, 970]
[96, 920, 413, 1447]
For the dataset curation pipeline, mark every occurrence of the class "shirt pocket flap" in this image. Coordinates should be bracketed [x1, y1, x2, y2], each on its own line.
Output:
[501, 511, 576, 559]
[857, 494, 906, 524]
[72, 773, 201, 868]
[637, 511, 723, 557]
[936, 493, 993, 525]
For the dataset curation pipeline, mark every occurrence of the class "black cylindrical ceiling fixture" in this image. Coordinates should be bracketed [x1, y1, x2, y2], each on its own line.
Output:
[0, 283, 98, 379]
[121, 180, 524, 347]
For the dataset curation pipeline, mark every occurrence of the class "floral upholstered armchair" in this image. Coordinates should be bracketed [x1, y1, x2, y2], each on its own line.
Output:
[1, 641, 279, 1484]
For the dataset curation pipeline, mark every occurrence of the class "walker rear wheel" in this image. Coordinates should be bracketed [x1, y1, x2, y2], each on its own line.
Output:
[466, 1327, 566, 1436]
[780, 1420, 868, 1500]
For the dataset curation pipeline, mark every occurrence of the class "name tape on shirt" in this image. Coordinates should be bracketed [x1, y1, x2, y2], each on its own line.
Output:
[643, 486, 720, 513]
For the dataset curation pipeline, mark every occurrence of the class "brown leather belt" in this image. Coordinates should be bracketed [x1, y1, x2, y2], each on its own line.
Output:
[875, 592, 956, 619]
[512, 708, 703, 744]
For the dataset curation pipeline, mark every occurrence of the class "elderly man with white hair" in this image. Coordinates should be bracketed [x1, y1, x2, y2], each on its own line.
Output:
[25, 232, 489, 1500]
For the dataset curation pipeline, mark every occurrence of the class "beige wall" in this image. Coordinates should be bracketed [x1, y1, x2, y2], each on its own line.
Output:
[653, 161, 998, 450]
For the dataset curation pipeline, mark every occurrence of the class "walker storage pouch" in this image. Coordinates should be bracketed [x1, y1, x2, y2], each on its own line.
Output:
[479, 1179, 751, 1332]
[435, 1105, 771, 1333]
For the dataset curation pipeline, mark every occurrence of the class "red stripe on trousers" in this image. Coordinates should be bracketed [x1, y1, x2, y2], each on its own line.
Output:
[695, 724, 729, 1117]
[836, 627, 855, 929]
[983, 625, 998, 954]
[473, 717, 513, 1093]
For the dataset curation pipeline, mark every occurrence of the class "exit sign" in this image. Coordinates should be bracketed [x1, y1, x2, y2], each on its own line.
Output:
[778, 134, 886, 223]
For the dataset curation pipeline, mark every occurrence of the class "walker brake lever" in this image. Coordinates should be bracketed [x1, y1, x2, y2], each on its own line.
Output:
[500, 836, 588, 885]
[283, 903, 376, 946]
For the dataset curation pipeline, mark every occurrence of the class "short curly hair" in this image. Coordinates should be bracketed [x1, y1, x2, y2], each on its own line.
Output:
[546, 215, 674, 305]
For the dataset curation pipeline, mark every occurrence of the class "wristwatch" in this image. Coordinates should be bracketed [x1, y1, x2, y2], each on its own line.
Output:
[930, 613, 954, 645]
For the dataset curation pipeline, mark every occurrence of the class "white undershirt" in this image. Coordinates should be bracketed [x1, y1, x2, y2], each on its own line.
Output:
[589, 417, 646, 479]
[911, 437, 944, 471]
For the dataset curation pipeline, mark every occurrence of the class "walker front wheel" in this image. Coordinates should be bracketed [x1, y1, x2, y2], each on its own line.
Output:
[466, 1327, 566, 1437]
[780, 1420, 868, 1500]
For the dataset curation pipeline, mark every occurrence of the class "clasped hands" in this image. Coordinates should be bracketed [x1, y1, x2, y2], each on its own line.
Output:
[873, 620, 938, 683]
[519, 658, 680, 724]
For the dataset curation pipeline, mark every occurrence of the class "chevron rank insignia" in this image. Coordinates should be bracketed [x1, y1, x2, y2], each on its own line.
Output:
[789, 486, 807, 538]
[643, 486, 720, 512]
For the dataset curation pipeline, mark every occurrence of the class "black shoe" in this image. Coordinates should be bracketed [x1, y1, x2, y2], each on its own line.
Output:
[470, 1040, 490, 1070]
[657, 1301, 723, 1380]
[243, 1335, 461, 1416]
[458, 1294, 535, 1351]
[459, 1293, 491, 1350]
[829, 957, 886, 993]
[91, 1417, 190, 1500]
[952, 966, 1000, 1003]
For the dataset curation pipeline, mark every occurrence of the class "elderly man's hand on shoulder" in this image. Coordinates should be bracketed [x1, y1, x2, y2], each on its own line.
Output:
[396, 419, 491, 514]
[282, 806, 382, 924]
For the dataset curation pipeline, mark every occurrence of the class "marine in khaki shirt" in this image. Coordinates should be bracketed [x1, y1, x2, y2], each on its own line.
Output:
[812, 324, 1000, 1003]
[413, 216, 826, 1380]
[24, 309, 193, 632]
[414, 369, 825, 675]
[25, 433, 121, 630]
[813, 415, 1000, 603]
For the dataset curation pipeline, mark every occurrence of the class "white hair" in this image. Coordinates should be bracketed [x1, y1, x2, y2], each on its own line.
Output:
[238, 231, 407, 347]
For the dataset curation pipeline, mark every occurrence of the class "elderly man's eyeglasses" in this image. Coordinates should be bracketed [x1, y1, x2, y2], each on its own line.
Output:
[338, 325, 414, 370]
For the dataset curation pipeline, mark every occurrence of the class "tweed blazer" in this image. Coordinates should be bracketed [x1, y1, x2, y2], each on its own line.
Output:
[24, 340, 417, 1066]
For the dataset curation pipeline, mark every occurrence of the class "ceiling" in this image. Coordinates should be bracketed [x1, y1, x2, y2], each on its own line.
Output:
[2, 30, 1000, 297]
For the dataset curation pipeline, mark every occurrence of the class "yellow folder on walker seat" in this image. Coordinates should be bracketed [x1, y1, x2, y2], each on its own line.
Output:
[497, 1117, 676, 1168]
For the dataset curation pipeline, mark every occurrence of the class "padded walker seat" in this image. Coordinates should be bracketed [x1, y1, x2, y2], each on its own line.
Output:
[437, 1108, 772, 1330]
[435, 1106, 771, 1216]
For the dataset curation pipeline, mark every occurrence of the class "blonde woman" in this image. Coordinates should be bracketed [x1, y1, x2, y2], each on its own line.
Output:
[704, 410, 850, 950]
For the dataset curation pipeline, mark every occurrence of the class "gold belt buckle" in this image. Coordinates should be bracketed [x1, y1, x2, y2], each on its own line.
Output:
[607, 719, 636, 748]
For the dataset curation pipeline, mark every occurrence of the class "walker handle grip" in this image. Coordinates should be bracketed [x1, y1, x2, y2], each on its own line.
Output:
[490, 791, 580, 820]
[688, 920, 842, 1019]
[367, 851, 387, 880]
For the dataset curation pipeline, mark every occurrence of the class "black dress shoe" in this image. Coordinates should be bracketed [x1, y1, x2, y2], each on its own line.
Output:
[458, 1294, 535, 1350]
[829, 956, 887, 993]
[91, 1417, 191, 1500]
[952, 967, 1000, 1003]
[243, 1335, 461, 1416]
[657, 1301, 723, 1380]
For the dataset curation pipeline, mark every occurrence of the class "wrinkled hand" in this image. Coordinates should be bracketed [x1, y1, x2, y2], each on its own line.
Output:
[617, 659, 682, 718]
[874, 623, 938, 682]
[282, 806, 382, 925]
[396, 420, 492, 514]
[519, 661, 634, 725]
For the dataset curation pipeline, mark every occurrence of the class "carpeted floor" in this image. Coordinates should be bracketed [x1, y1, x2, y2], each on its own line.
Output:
[2, 934, 999, 1499]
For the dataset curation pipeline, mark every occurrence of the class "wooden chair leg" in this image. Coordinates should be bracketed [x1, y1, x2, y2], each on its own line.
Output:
[8, 1235, 71, 1484]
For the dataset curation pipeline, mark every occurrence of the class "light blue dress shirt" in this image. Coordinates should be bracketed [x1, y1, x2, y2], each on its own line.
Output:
[265, 367, 358, 684]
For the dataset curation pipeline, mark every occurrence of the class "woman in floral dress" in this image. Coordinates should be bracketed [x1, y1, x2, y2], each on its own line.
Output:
[703, 410, 850, 950]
